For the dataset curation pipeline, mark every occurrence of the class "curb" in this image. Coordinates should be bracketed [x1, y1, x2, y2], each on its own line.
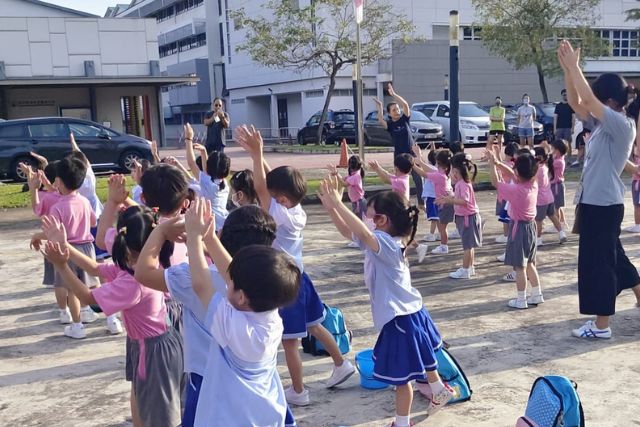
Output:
[263, 146, 394, 155]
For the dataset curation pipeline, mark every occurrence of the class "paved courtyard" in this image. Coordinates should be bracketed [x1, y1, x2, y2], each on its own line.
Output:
[2, 183, 640, 426]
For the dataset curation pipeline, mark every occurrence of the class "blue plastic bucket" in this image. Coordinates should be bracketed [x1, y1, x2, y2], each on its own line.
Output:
[355, 349, 389, 390]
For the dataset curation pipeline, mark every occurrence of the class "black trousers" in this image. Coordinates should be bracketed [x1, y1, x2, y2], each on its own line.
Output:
[577, 203, 639, 316]
[411, 169, 423, 204]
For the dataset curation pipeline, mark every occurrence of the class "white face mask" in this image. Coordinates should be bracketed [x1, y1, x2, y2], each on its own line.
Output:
[364, 217, 377, 231]
[231, 192, 241, 208]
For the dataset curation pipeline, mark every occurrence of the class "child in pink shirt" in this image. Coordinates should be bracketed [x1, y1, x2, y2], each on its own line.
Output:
[368, 154, 413, 202]
[436, 153, 482, 279]
[41, 206, 183, 427]
[549, 139, 569, 229]
[626, 142, 640, 234]
[533, 146, 567, 246]
[487, 148, 544, 310]
[344, 155, 366, 218]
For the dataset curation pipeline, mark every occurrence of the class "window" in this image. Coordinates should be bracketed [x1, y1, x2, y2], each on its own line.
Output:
[159, 41, 178, 58]
[363, 89, 377, 97]
[333, 112, 355, 123]
[462, 26, 482, 41]
[331, 89, 353, 97]
[308, 114, 321, 126]
[156, 6, 174, 22]
[415, 104, 436, 117]
[436, 105, 450, 118]
[28, 123, 67, 138]
[598, 29, 639, 57]
[68, 122, 116, 138]
[224, 0, 232, 63]
[219, 22, 225, 56]
[160, 34, 205, 57]
[0, 124, 27, 138]
[305, 90, 324, 98]
[231, 98, 245, 104]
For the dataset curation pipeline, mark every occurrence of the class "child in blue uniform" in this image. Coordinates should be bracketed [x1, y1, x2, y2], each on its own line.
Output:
[318, 179, 454, 427]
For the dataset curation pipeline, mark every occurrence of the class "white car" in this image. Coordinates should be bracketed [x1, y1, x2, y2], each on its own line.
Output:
[411, 101, 491, 145]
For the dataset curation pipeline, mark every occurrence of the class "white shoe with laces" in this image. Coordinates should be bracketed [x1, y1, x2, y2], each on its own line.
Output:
[449, 229, 461, 239]
[624, 224, 640, 233]
[64, 323, 86, 339]
[559, 230, 568, 244]
[422, 233, 438, 242]
[507, 298, 528, 309]
[496, 253, 506, 263]
[417, 244, 429, 263]
[495, 235, 508, 244]
[431, 244, 449, 255]
[284, 386, 310, 406]
[59, 308, 72, 324]
[527, 294, 545, 305]
[536, 237, 545, 247]
[449, 268, 471, 279]
[426, 383, 455, 416]
[571, 320, 612, 339]
[80, 307, 98, 324]
[326, 360, 356, 388]
[107, 316, 124, 335]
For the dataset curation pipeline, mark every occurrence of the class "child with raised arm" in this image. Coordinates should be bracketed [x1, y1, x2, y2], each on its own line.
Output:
[41, 208, 183, 427]
[235, 125, 355, 407]
[368, 154, 413, 201]
[317, 180, 453, 426]
[183, 197, 300, 426]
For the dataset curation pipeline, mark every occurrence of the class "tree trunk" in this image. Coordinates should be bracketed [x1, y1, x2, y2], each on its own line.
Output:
[536, 61, 549, 103]
[316, 68, 338, 145]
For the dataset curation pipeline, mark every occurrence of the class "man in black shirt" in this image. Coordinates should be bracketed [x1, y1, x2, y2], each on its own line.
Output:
[204, 97, 230, 152]
[554, 89, 575, 152]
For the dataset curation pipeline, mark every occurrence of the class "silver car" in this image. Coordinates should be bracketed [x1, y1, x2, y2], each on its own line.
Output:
[363, 110, 445, 148]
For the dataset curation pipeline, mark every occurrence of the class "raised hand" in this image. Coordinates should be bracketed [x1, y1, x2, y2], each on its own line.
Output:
[557, 40, 580, 71]
[150, 139, 160, 163]
[42, 215, 67, 244]
[326, 163, 339, 175]
[373, 98, 383, 109]
[184, 123, 195, 141]
[192, 143, 207, 154]
[29, 151, 48, 166]
[185, 197, 214, 239]
[367, 160, 381, 170]
[412, 144, 422, 158]
[234, 125, 263, 155]
[484, 149, 496, 164]
[42, 241, 70, 266]
[387, 83, 396, 97]
[25, 165, 41, 190]
[321, 175, 342, 205]
[38, 170, 54, 192]
[163, 156, 179, 167]
[131, 159, 143, 184]
[158, 215, 187, 244]
[30, 234, 42, 252]
[107, 174, 128, 205]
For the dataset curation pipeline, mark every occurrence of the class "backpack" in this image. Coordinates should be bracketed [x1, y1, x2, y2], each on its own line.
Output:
[517, 376, 585, 427]
[436, 348, 472, 403]
[302, 304, 352, 356]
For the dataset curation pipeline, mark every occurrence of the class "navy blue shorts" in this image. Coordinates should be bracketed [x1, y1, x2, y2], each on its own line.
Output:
[496, 200, 510, 224]
[91, 225, 109, 260]
[424, 197, 439, 221]
[279, 271, 326, 339]
[182, 372, 203, 427]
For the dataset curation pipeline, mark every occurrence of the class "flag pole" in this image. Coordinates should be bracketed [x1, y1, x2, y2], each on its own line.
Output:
[355, 10, 364, 162]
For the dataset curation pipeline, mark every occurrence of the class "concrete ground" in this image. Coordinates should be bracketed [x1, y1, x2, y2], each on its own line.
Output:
[2, 183, 640, 426]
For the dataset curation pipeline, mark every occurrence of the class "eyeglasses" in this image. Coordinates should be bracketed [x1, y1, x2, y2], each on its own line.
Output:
[214, 104, 222, 107]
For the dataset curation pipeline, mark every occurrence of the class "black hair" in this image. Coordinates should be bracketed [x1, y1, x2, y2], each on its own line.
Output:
[112, 206, 173, 275]
[504, 142, 518, 159]
[495, 96, 502, 101]
[266, 166, 307, 205]
[230, 169, 258, 205]
[348, 155, 365, 178]
[55, 157, 87, 191]
[534, 146, 555, 181]
[576, 128, 591, 147]
[367, 191, 419, 251]
[522, 93, 530, 99]
[516, 147, 533, 156]
[394, 153, 414, 175]
[561, 89, 567, 95]
[451, 153, 477, 183]
[140, 163, 189, 215]
[228, 245, 300, 312]
[44, 160, 59, 184]
[449, 141, 465, 155]
[627, 87, 640, 123]
[427, 149, 437, 166]
[213, 97, 224, 106]
[65, 150, 90, 167]
[386, 102, 399, 113]
[220, 205, 276, 256]
[139, 159, 152, 175]
[435, 149, 453, 175]
[591, 73, 630, 111]
[195, 155, 203, 171]
[206, 151, 231, 190]
[513, 152, 538, 181]
[550, 139, 569, 157]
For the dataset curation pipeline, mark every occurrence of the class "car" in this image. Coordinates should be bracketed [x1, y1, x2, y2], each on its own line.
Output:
[411, 101, 490, 145]
[0, 117, 153, 181]
[513, 102, 557, 141]
[297, 109, 356, 145]
[363, 110, 445, 148]
[483, 107, 545, 144]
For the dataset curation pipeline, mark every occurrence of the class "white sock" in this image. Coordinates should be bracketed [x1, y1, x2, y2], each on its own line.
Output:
[517, 290, 526, 300]
[395, 414, 410, 427]
[72, 322, 82, 327]
[81, 306, 91, 311]
[531, 286, 542, 296]
[428, 379, 445, 394]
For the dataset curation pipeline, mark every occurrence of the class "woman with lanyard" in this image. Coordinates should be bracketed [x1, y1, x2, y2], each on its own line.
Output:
[558, 40, 640, 339]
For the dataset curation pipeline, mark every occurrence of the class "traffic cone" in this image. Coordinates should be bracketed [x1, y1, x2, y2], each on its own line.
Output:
[338, 138, 348, 168]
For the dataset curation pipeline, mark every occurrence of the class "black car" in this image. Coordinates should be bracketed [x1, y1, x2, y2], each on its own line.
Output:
[0, 117, 153, 181]
[297, 110, 355, 145]
[513, 103, 556, 140]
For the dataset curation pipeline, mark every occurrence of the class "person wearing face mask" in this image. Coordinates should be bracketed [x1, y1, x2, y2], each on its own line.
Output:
[517, 94, 537, 149]
[554, 89, 575, 154]
[229, 169, 258, 208]
[488, 96, 506, 150]
[204, 98, 230, 153]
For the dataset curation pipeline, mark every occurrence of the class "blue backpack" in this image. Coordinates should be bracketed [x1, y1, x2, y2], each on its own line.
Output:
[302, 304, 352, 356]
[518, 376, 585, 427]
[436, 348, 472, 403]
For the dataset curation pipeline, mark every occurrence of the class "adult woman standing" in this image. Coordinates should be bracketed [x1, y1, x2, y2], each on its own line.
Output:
[558, 40, 640, 339]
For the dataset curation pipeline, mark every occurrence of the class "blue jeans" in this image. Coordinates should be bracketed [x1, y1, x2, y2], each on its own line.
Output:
[518, 127, 534, 138]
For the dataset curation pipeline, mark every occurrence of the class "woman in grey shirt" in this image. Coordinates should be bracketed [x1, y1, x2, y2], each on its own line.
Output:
[558, 40, 640, 340]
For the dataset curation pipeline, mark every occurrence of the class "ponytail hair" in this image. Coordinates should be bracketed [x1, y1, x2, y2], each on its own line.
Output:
[348, 155, 365, 178]
[112, 206, 173, 275]
[206, 151, 231, 191]
[534, 146, 554, 182]
[367, 191, 419, 252]
[451, 153, 477, 183]
[230, 169, 258, 204]
[627, 85, 640, 123]
[435, 149, 453, 175]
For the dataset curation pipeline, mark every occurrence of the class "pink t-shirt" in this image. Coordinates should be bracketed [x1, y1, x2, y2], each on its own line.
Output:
[427, 170, 453, 198]
[49, 193, 96, 244]
[550, 156, 566, 184]
[497, 180, 538, 221]
[390, 174, 410, 201]
[34, 190, 62, 217]
[344, 172, 365, 203]
[92, 263, 168, 340]
[535, 165, 555, 206]
[453, 180, 478, 216]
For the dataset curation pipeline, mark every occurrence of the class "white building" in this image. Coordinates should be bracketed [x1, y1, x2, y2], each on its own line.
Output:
[0, 0, 196, 142]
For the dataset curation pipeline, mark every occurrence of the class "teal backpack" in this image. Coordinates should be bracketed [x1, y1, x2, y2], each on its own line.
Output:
[517, 376, 585, 427]
[302, 304, 352, 356]
[436, 348, 472, 403]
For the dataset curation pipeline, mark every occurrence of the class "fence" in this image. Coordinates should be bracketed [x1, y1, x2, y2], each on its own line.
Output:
[163, 125, 300, 147]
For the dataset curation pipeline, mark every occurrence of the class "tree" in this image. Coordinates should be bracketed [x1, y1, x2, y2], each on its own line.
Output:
[231, 0, 414, 144]
[472, 0, 608, 103]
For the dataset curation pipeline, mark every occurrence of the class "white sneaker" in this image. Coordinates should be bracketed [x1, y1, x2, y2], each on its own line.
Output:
[326, 360, 356, 388]
[496, 253, 506, 263]
[417, 244, 429, 263]
[571, 320, 612, 339]
[431, 244, 449, 255]
[624, 224, 640, 233]
[469, 266, 476, 277]
[59, 308, 72, 324]
[449, 268, 471, 279]
[345, 241, 359, 249]
[543, 225, 557, 234]
[536, 237, 544, 247]
[422, 233, 437, 242]
[507, 298, 528, 309]
[495, 235, 508, 244]
[284, 386, 310, 406]
[527, 294, 545, 305]
[502, 271, 517, 282]
[559, 230, 568, 244]
[449, 229, 461, 239]
[80, 307, 98, 324]
[107, 316, 124, 335]
[64, 323, 86, 339]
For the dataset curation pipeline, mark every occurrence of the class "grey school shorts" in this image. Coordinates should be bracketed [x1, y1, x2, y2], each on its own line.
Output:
[455, 213, 483, 250]
[43, 259, 55, 286]
[551, 182, 565, 209]
[505, 220, 537, 268]
[53, 242, 97, 288]
[535, 203, 556, 222]
[438, 204, 455, 224]
[633, 181, 640, 207]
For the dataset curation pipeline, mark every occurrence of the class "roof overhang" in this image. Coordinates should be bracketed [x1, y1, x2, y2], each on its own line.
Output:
[0, 76, 200, 88]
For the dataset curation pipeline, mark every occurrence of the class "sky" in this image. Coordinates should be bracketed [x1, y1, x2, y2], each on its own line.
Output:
[43, 0, 121, 16]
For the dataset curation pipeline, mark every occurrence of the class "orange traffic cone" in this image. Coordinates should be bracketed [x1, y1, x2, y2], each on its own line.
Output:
[338, 138, 348, 168]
